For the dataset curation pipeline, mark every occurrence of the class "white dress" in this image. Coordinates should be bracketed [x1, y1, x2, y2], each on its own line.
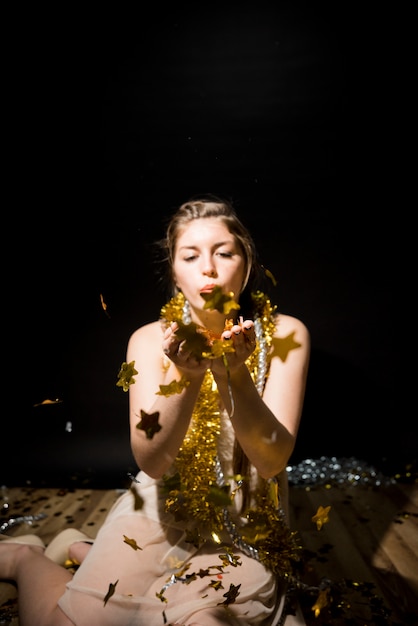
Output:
[57, 409, 299, 626]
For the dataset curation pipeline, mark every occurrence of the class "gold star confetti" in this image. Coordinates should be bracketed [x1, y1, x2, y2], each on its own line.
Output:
[100, 293, 111, 318]
[209, 579, 224, 591]
[173, 321, 211, 361]
[262, 265, 278, 286]
[312, 505, 331, 530]
[136, 409, 162, 439]
[103, 580, 119, 606]
[116, 361, 138, 392]
[218, 583, 241, 606]
[123, 535, 142, 551]
[218, 549, 242, 568]
[201, 285, 240, 314]
[312, 587, 330, 617]
[202, 338, 235, 359]
[156, 376, 190, 396]
[184, 572, 197, 585]
[273, 331, 302, 363]
[33, 398, 63, 407]
[156, 590, 168, 604]
[197, 568, 211, 578]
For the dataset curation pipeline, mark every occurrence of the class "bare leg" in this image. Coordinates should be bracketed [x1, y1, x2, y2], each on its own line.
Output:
[0, 543, 74, 626]
[68, 541, 92, 564]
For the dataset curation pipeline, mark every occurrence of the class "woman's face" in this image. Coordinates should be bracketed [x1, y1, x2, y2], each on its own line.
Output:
[173, 217, 246, 314]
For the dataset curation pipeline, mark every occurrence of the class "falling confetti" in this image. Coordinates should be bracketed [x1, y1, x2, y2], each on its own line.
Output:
[100, 293, 111, 318]
[201, 285, 240, 314]
[156, 376, 190, 396]
[137, 409, 162, 439]
[312, 505, 331, 531]
[116, 361, 138, 392]
[33, 398, 63, 407]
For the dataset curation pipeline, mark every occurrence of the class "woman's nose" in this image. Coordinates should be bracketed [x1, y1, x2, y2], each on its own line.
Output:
[202, 263, 217, 277]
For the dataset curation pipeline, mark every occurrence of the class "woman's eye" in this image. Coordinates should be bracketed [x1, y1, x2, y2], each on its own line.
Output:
[184, 255, 197, 262]
[218, 251, 232, 258]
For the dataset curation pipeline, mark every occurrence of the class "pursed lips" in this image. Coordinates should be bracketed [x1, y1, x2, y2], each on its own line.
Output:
[200, 284, 217, 293]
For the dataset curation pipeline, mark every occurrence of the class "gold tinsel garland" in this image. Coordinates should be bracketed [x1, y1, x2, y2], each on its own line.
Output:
[159, 291, 303, 578]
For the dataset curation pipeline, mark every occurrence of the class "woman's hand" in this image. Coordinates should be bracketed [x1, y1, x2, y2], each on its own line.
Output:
[162, 322, 211, 374]
[211, 319, 256, 377]
[162, 319, 256, 376]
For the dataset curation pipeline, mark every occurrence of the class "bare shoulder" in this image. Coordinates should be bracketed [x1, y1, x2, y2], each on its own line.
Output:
[127, 320, 163, 354]
[274, 313, 310, 343]
[270, 313, 310, 368]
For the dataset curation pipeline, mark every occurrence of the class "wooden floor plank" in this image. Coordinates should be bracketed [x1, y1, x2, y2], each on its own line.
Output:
[305, 486, 387, 583]
[77, 489, 123, 537]
[288, 483, 418, 624]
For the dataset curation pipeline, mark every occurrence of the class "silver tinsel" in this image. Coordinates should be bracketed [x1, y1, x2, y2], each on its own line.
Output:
[215, 456, 261, 561]
[0, 513, 47, 534]
[254, 316, 268, 394]
[286, 456, 396, 487]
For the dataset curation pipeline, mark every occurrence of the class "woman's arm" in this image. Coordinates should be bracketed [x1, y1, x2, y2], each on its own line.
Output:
[212, 314, 310, 479]
[126, 321, 208, 478]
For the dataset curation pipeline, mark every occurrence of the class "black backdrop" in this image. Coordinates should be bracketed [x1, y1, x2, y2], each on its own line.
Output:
[6, 4, 407, 488]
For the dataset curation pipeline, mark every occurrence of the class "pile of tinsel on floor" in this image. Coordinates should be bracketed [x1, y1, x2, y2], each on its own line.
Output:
[287, 455, 417, 487]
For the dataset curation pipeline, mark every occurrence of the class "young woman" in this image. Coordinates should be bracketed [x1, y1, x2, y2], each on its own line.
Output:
[1, 196, 310, 625]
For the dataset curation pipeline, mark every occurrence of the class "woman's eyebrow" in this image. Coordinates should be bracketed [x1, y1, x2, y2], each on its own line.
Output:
[178, 240, 234, 252]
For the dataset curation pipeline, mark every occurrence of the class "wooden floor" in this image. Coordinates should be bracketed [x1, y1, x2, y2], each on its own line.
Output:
[1, 480, 417, 625]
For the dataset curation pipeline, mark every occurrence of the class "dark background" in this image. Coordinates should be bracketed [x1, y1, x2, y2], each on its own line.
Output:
[5, 4, 408, 488]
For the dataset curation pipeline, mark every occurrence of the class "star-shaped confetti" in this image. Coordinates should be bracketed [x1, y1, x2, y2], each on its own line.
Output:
[156, 376, 190, 396]
[136, 409, 162, 439]
[209, 579, 224, 590]
[218, 583, 241, 606]
[262, 265, 278, 286]
[156, 589, 168, 604]
[202, 338, 235, 360]
[123, 535, 142, 551]
[103, 580, 119, 606]
[273, 332, 302, 363]
[311, 587, 331, 617]
[33, 398, 63, 407]
[218, 549, 242, 568]
[183, 572, 197, 585]
[116, 361, 138, 392]
[100, 293, 111, 318]
[201, 285, 240, 315]
[197, 568, 211, 578]
[174, 321, 212, 361]
[312, 505, 331, 530]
